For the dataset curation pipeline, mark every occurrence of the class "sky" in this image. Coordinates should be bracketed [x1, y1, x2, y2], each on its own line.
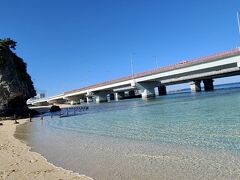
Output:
[1, 0, 240, 96]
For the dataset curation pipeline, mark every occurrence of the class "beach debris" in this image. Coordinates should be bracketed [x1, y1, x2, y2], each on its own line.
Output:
[30, 159, 37, 163]
[6, 169, 16, 177]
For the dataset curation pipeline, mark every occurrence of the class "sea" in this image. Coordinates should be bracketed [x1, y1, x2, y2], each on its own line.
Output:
[15, 82, 240, 180]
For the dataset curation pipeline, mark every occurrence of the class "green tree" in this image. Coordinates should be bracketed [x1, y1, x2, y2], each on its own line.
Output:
[0, 38, 17, 50]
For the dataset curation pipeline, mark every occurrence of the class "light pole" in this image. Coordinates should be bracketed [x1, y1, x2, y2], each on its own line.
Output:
[153, 56, 159, 69]
[237, 11, 240, 46]
[130, 54, 135, 79]
[237, 11, 240, 35]
[86, 70, 92, 103]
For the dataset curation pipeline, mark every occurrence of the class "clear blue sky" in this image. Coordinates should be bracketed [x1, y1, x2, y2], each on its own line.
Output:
[1, 0, 240, 96]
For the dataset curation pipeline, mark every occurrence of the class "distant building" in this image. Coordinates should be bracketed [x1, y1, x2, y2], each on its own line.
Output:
[28, 92, 46, 101]
[35, 93, 45, 99]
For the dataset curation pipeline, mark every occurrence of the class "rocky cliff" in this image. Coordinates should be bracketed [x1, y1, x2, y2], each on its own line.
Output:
[0, 39, 36, 117]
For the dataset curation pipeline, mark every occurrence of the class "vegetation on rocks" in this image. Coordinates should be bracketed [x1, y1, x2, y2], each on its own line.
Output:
[0, 38, 36, 117]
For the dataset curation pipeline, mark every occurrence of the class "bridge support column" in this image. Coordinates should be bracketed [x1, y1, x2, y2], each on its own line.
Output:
[86, 91, 94, 103]
[114, 93, 119, 101]
[118, 92, 125, 99]
[79, 99, 85, 103]
[158, 85, 167, 96]
[95, 95, 107, 103]
[203, 79, 214, 91]
[94, 91, 109, 103]
[141, 89, 155, 99]
[114, 92, 125, 101]
[190, 80, 201, 92]
[129, 90, 135, 97]
[86, 97, 93, 103]
[135, 81, 160, 99]
[109, 94, 115, 101]
[64, 96, 83, 105]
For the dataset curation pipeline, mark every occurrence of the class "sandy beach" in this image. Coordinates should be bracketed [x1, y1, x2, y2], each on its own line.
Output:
[0, 119, 92, 180]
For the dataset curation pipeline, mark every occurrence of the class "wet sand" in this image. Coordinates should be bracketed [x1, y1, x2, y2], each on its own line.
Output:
[0, 119, 92, 180]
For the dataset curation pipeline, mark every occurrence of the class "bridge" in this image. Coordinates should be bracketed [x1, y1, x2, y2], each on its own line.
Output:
[28, 48, 240, 105]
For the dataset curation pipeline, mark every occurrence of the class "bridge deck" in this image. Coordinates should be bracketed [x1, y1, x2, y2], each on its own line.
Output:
[64, 48, 240, 95]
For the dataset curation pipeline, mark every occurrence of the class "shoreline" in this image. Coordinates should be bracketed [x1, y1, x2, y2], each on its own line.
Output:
[0, 119, 92, 180]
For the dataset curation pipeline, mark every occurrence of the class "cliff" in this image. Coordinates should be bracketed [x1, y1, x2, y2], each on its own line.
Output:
[0, 39, 36, 117]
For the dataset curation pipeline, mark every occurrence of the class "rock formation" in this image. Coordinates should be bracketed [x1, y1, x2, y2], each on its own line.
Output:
[50, 105, 61, 112]
[0, 38, 36, 117]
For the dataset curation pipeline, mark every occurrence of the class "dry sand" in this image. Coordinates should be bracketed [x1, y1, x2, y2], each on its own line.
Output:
[0, 119, 92, 180]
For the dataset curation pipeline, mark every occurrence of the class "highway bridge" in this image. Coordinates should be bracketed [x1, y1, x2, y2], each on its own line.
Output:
[28, 48, 240, 105]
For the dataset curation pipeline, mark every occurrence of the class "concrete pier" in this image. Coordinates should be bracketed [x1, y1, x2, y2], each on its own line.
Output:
[95, 94, 107, 103]
[95, 96, 107, 103]
[203, 79, 214, 91]
[128, 90, 135, 97]
[79, 99, 85, 103]
[94, 91, 110, 103]
[64, 96, 82, 105]
[141, 89, 155, 99]
[118, 92, 125, 99]
[114, 92, 125, 101]
[114, 93, 119, 101]
[86, 91, 94, 103]
[109, 94, 115, 101]
[136, 81, 160, 99]
[190, 80, 201, 92]
[86, 97, 93, 103]
[158, 85, 167, 96]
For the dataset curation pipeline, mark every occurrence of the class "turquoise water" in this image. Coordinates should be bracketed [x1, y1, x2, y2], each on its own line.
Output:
[16, 83, 240, 179]
[47, 85, 240, 152]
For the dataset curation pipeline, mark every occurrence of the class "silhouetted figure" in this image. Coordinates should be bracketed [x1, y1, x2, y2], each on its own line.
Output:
[29, 113, 32, 122]
[14, 114, 19, 124]
[41, 113, 43, 120]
